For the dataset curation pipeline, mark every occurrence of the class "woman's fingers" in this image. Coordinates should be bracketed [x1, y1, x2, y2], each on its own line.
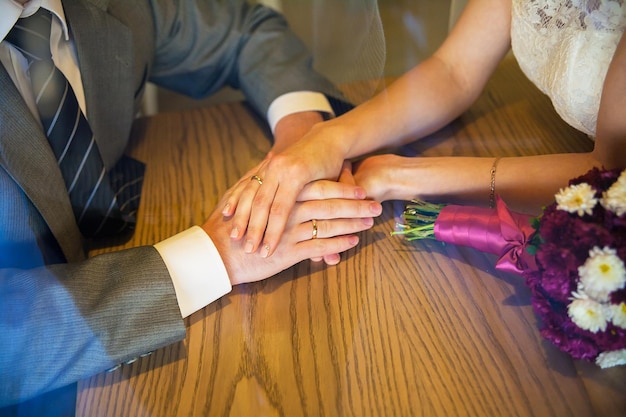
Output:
[220, 174, 253, 218]
[228, 153, 318, 256]
[224, 155, 363, 259]
[222, 157, 271, 217]
[224, 159, 274, 241]
[253, 179, 301, 257]
[227, 175, 269, 242]
[297, 179, 367, 201]
[338, 160, 356, 185]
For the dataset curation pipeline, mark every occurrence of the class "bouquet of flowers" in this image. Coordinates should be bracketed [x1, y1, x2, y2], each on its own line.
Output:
[394, 167, 626, 368]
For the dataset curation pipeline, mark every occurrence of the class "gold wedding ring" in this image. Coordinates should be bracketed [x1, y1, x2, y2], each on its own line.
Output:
[311, 219, 318, 239]
[250, 175, 263, 185]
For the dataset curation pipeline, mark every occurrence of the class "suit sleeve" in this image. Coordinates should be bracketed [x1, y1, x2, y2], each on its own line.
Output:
[0, 245, 186, 406]
[147, 0, 349, 116]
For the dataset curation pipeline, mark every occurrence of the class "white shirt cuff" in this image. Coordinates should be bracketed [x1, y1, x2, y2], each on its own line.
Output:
[267, 91, 334, 134]
[154, 226, 232, 318]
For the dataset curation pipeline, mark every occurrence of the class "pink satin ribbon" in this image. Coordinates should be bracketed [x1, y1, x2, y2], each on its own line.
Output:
[434, 196, 537, 274]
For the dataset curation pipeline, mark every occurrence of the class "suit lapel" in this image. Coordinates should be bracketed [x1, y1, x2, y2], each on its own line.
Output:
[62, 0, 135, 169]
[0, 0, 135, 261]
[0, 68, 84, 262]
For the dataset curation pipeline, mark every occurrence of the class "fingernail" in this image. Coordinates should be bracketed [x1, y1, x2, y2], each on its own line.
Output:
[348, 236, 359, 246]
[362, 217, 374, 226]
[230, 226, 239, 239]
[222, 203, 231, 215]
[325, 254, 340, 265]
[244, 240, 254, 253]
[370, 202, 382, 214]
[262, 244, 271, 258]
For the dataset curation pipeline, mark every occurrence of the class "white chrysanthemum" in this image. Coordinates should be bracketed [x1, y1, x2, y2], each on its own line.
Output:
[578, 247, 626, 301]
[600, 171, 626, 216]
[609, 302, 626, 329]
[555, 183, 598, 216]
[596, 349, 626, 369]
[568, 298, 609, 332]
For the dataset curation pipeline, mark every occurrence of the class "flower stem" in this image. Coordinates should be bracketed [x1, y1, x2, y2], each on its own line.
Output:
[391, 200, 446, 240]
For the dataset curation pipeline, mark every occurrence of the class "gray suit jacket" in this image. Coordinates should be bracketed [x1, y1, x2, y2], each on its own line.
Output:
[0, 0, 347, 406]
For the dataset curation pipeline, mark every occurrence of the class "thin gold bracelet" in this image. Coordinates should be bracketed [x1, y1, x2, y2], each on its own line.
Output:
[489, 157, 501, 208]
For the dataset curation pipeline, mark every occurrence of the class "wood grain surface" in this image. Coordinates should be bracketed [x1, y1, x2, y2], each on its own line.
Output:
[77, 57, 625, 417]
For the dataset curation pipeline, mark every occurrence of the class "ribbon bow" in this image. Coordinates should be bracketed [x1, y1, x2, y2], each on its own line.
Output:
[434, 196, 537, 275]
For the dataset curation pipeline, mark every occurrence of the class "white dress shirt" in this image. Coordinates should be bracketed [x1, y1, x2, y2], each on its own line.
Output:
[0, 0, 334, 318]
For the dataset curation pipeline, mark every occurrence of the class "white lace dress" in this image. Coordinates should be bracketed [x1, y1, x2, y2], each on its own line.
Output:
[511, 0, 626, 137]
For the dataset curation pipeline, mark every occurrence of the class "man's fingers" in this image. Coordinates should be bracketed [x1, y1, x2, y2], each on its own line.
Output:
[291, 198, 382, 226]
[323, 253, 341, 265]
[296, 217, 374, 242]
[309, 253, 341, 265]
[294, 235, 360, 261]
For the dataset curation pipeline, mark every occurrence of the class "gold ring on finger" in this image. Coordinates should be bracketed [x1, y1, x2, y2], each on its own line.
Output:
[312, 219, 318, 240]
[251, 175, 263, 185]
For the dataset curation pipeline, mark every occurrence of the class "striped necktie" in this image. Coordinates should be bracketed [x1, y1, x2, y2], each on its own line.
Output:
[6, 9, 144, 238]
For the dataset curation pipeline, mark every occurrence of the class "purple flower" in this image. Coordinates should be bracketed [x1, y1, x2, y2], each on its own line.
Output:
[400, 167, 626, 367]
[527, 167, 626, 365]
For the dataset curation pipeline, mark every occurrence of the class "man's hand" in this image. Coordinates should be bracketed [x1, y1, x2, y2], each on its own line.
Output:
[203, 180, 382, 286]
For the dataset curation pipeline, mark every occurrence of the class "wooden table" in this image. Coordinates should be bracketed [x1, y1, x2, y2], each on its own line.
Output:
[76, 57, 626, 417]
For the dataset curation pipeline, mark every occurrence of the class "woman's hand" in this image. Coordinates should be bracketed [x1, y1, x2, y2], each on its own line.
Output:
[352, 154, 402, 202]
[220, 123, 354, 258]
[204, 179, 382, 285]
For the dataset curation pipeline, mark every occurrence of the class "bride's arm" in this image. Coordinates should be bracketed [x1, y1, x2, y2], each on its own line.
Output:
[353, 34, 626, 214]
[355, 35, 626, 212]
[335, 0, 513, 158]
[352, 152, 596, 213]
